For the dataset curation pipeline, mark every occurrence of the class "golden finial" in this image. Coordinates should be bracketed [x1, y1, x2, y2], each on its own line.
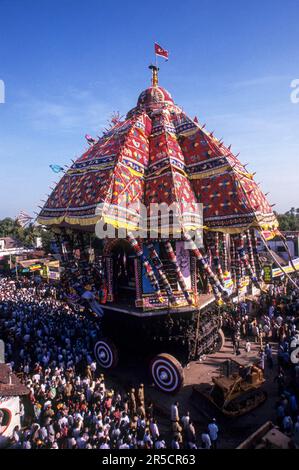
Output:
[149, 64, 159, 87]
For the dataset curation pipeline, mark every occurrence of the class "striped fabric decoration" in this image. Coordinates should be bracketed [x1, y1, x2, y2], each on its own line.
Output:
[246, 229, 256, 277]
[235, 234, 260, 288]
[241, 261, 246, 278]
[146, 241, 177, 304]
[127, 233, 162, 299]
[183, 232, 225, 302]
[235, 247, 242, 290]
[221, 232, 229, 273]
[251, 229, 263, 281]
[210, 232, 225, 285]
[229, 235, 237, 288]
[163, 241, 193, 305]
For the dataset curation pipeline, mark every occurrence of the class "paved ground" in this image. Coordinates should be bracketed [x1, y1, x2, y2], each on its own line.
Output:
[104, 336, 279, 449]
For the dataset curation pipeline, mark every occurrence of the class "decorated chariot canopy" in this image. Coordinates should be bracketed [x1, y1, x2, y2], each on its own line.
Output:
[37, 65, 278, 237]
[37, 65, 280, 305]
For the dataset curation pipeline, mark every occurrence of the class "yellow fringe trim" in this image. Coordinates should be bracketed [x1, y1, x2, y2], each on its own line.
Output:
[189, 165, 230, 180]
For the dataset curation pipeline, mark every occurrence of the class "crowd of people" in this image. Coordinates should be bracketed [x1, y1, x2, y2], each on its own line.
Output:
[221, 281, 299, 447]
[222, 283, 299, 361]
[1, 274, 299, 449]
[0, 276, 220, 449]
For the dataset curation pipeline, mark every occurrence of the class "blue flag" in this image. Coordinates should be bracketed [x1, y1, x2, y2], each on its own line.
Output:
[49, 164, 64, 173]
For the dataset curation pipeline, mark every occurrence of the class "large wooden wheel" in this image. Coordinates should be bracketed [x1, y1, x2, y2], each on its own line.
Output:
[150, 353, 184, 393]
[94, 338, 119, 369]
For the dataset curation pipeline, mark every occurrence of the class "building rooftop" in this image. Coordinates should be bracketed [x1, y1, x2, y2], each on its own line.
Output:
[0, 237, 22, 250]
[0, 364, 29, 397]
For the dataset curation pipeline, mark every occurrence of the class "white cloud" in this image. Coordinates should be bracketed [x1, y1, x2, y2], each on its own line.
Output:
[13, 89, 115, 134]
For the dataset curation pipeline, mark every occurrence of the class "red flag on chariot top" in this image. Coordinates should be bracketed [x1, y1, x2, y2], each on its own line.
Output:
[154, 43, 169, 60]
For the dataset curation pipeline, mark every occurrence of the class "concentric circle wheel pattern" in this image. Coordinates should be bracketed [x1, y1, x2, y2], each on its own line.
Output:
[150, 353, 184, 394]
[94, 339, 119, 369]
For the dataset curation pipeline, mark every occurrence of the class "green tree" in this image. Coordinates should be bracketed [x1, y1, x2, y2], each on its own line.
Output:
[276, 208, 299, 231]
[0, 218, 55, 251]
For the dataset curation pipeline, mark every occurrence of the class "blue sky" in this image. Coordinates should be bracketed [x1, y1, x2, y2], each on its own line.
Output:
[0, 0, 298, 219]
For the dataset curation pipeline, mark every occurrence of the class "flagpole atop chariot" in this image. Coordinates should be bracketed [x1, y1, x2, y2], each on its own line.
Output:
[149, 64, 159, 87]
[149, 42, 169, 87]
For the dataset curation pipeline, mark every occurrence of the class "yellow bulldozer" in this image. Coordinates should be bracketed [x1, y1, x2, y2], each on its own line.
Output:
[192, 358, 267, 417]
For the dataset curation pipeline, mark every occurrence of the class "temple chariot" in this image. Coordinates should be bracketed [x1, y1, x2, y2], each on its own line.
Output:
[38, 64, 278, 393]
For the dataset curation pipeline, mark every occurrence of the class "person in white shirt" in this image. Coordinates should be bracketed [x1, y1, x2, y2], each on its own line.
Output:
[32, 373, 41, 383]
[170, 402, 179, 422]
[143, 429, 153, 448]
[39, 426, 48, 440]
[149, 419, 159, 440]
[181, 411, 190, 430]
[118, 439, 130, 449]
[120, 412, 130, 427]
[23, 439, 31, 449]
[276, 315, 283, 326]
[90, 361, 97, 374]
[74, 412, 84, 423]
[263, 324, 270, 338]
[155, 438, 166, 449]
[100, 440, 110, 449]
[58, 416, 68, 429]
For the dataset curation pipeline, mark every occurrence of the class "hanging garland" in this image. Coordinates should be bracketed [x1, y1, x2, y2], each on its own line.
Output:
[163, 241, 193, 305]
